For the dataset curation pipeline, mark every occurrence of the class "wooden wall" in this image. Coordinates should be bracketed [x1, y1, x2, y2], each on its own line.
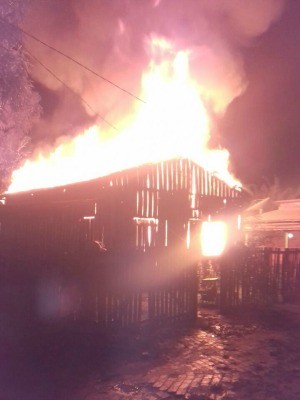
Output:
[0, 159, 242, 329]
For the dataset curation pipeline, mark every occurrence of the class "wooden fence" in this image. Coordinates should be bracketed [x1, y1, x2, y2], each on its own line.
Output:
[219, 247, 300, 310]
[0, 247, 198, 331]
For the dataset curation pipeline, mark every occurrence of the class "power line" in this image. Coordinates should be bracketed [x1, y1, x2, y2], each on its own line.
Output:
[25, 47, 119, 131]
[0, 33, 119, 131]
[0, 16, 146, 104]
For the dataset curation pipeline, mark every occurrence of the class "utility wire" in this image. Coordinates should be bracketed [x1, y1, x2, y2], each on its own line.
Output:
[0, 16, 146, 104]
[25, 47, 119, 131]
[0, 35, 119, 131]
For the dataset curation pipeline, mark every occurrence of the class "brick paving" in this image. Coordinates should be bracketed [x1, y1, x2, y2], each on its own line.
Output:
[76, 304, 300, 400]
[1, 304, 300, 399]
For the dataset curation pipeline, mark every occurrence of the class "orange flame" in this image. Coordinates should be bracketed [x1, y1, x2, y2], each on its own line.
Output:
[7, 37, 241, 194]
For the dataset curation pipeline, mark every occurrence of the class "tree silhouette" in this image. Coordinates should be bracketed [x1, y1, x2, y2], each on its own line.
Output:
[0, 0, 40, 191]
[245, 176, 300, 202]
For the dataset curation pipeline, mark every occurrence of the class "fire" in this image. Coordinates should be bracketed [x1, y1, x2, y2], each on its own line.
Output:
[201, 221, 228, 257]
[7, 37, 241, 194]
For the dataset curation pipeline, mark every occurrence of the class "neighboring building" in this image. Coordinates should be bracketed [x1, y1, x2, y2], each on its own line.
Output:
[243, 198, 300, 248]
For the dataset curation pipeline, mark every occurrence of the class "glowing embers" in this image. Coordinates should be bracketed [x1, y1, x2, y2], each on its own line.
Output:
[201, 220, 228, 257]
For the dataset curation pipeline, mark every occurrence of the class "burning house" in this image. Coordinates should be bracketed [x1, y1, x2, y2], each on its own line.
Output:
[0, 37, 245, 328]
[0, 159, 243, 328]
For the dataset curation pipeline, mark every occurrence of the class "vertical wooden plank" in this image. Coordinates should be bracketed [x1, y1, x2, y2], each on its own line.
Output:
[161, 162, 164, 190]
[175, 159, 179, 190]
[179, 159, 183, 190]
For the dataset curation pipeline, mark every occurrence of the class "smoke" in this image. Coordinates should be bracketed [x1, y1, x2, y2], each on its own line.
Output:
[23, 0, 285, 142]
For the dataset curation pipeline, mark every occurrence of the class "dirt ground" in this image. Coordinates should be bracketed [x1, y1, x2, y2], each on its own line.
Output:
[0, 303, 300, 400]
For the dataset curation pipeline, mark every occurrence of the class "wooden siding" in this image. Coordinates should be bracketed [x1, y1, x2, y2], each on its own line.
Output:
[0, 159, 242, 329]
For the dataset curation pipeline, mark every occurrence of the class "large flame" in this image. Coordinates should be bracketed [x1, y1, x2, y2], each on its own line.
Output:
[8, 37, 241, 194]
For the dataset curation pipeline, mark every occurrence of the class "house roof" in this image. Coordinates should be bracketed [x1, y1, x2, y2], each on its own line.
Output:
[244, 197, 275, 214]
[244, 198, 300, 231]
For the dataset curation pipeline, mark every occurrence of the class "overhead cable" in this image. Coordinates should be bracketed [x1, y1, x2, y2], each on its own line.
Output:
[26, 47, 119, 131]
[0, 16, 146, 104]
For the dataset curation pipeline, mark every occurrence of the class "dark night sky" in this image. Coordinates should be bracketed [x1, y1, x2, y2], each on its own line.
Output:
[23, 0, 300, 190]
[220, 0, 300, 188]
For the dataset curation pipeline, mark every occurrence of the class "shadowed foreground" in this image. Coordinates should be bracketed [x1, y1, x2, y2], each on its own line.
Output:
[1, 304, 300, 400]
